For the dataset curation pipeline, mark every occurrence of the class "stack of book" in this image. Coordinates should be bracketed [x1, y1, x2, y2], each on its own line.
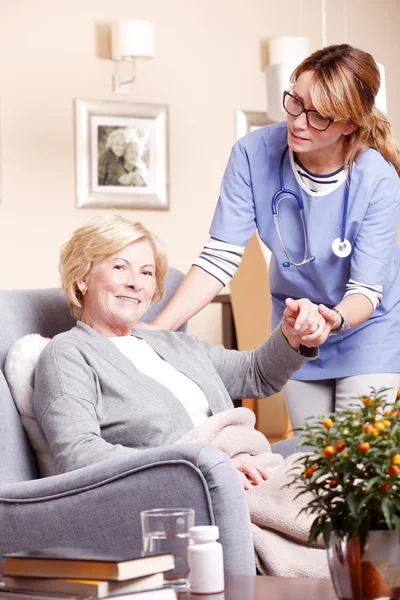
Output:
[0, 547, 176, 600]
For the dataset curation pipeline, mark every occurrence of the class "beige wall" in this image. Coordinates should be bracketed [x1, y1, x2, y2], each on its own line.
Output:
[0, 0, 399, 347]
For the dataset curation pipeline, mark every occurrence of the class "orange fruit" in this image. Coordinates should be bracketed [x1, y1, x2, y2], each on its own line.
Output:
[358, 442, 370, 453]
[305, 465, 317, 478]
[324, 445, 335, 458]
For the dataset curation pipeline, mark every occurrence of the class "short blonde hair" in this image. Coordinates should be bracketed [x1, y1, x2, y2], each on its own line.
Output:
[60, 214, 168, 319]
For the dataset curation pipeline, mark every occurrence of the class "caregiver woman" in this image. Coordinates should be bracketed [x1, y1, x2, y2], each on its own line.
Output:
[145, 44, 400, 429]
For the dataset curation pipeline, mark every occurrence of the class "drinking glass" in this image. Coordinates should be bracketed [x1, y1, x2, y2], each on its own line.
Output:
[140, 507, 195, 589]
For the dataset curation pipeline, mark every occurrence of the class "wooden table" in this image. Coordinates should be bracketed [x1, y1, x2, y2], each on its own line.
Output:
[179, 574, 337, 599]
[210, 294, 237, 350]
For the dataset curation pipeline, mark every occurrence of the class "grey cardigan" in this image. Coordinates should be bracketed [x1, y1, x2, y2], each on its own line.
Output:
[32, 322, 315, 474]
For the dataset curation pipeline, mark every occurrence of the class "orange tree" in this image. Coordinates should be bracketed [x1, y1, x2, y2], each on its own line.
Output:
[289, 388, 400, 550]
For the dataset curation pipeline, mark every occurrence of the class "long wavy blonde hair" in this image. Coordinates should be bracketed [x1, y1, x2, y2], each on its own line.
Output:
[292, 44, 400, 175]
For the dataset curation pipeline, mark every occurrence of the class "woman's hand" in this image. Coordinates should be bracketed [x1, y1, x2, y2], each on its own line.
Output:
[235, 461, 269, 491]
[118, 173, 131, 185]
[282, 298, 343, 348]
[285, 298, 323, 334]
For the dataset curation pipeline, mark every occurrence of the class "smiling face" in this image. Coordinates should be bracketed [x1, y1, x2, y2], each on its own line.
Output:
[78, 238, 157, 337]
[287, 70, 355, 168]
[110, 134, 126, 158]
[124, 143, 140, 166]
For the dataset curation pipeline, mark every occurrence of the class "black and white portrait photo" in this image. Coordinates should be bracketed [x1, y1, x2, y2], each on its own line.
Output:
[75, 99, 168, 210]
[97, 126, 149, 188]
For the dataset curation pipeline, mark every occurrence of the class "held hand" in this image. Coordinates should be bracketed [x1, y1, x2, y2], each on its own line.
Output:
[297, 304, 343, 347]
[235, 462, 269, 491]
[287, 298, 322, 335]
[318, 304, 343, 331]
[282, 298, 328, 348]
[281, 318, 301, 351]
[283, 302, 344, 348]
[298, 303, 343, 344]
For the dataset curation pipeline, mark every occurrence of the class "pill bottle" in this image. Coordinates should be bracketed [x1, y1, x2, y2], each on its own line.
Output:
[188, 525, 224, 594]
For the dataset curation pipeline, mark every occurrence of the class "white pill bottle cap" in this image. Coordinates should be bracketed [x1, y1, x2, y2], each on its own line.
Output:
[189, 525, 219, 542]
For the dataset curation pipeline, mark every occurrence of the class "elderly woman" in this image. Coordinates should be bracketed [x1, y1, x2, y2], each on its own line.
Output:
[32, 215, 338, 488]
[98, 129, 126, 186]
[117, 141, 147, 187]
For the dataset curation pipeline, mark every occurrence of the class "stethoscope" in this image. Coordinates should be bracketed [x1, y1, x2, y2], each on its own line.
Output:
[272, 146, 352, 267]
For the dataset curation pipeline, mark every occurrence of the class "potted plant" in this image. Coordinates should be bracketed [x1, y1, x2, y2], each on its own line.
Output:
[289, 387, 400, 600]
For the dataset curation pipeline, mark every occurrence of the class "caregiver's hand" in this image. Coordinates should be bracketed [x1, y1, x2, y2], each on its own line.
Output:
[234, 461, 269, 491]
[286, 298, 323, 335]
[283, 299, 341, 347]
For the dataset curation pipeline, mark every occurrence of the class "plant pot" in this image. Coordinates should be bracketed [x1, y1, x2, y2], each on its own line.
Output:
[327, 530, 400, 600]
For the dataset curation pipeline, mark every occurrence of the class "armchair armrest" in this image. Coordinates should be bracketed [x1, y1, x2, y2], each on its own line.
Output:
[0, 444, 255, 575]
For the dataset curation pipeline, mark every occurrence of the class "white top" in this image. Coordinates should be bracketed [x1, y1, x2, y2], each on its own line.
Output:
[109, 336, 211, 426]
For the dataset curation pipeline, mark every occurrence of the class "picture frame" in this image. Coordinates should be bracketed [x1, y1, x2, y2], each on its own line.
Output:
[235, 110, 275, 140]
[75, 99, 169, 210]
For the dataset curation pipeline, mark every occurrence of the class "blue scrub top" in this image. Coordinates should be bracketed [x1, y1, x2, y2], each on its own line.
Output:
[210, 122, 400, 380]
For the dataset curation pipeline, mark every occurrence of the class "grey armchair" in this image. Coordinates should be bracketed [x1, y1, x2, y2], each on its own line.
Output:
[0, 269, 299, 574]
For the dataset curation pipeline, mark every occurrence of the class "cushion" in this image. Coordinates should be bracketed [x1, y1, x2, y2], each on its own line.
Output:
[5, 334, 57, 477]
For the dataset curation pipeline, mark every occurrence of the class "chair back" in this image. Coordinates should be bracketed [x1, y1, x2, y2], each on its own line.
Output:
[0, 267, 185, 485]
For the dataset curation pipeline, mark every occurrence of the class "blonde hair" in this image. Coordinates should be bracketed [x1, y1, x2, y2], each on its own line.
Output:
[60, 214, 167, 319]
[292, 44, 400, 175]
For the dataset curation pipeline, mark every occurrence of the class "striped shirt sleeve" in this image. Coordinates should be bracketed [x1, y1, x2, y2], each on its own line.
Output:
[193, 238, 245, 286]
[344, 279, 383, 310]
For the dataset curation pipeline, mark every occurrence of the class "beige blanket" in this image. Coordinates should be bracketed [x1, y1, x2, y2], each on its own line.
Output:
[175, 407, 329, 578]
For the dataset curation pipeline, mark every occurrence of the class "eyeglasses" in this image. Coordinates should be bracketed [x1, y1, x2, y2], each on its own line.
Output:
[283, 91, 334, 132]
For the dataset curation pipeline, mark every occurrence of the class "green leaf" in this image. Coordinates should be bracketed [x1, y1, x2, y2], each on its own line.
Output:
[322, 522, 333, 548]
[365, 477, 380, 491]
[393, 515, 400, 542]
[347, 493, 359, 518]
[382, 498, 393, 529]
[308, 516, 323, 546]
[309, 469, 326, 484]
[358, 520, 371, 551]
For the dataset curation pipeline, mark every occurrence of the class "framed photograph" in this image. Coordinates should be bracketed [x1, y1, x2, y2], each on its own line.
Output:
[75, 99, 169, 209]
[235, 110, 275, 140]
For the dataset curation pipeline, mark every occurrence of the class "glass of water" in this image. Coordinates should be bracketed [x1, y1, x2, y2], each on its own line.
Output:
[140, 507, 195, 589]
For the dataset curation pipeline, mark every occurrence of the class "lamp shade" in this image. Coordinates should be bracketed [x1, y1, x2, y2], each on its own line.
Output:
[111, 20, 155, 60]
[375, 62, 387, 114]
[265, 36, 311, 122]
[268, 36, 311, 66]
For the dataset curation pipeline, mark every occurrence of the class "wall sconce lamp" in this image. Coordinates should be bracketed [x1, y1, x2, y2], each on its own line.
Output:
[265, 36, 311, 122]
[375, 63, 387, 114]
[111, 20, 155, 94]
